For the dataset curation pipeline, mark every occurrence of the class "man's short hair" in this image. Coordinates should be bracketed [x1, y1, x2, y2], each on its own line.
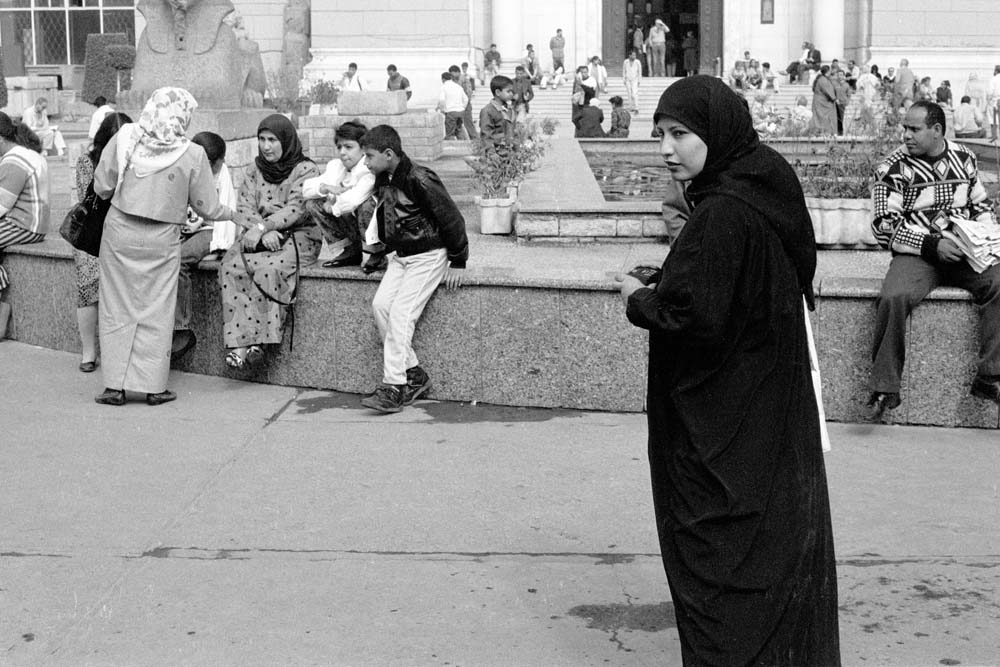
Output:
[961, 95, 972, 104]
[34, 96, 47, 105]
[762, 61, 770, 69]
[387, 64, 397, 73]
[490, 75, 514, 95]
[448, 65, 461, 74]
[912, 100, 947, 133]
[348, 62, 358, 69]
[515, 65, 526, 73]
[360, 124, 402, 155]
[441, 71, 453, 82]
[191, 131, 227, 163]
[93, 95, 107, 107]
[461, 62, 469, 68]
[335, 119, 368, 144]
[490, 43, 496, 48]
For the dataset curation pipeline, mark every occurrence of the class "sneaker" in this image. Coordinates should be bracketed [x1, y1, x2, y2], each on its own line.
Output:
[970, 375, 1000, 405]
[865, 391, 901, 420]
[403, 365, 431, 405]
[361, 383, 405, 413]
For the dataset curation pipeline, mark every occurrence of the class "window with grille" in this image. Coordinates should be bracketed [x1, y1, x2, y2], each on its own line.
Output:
[0, 0, 135, 71]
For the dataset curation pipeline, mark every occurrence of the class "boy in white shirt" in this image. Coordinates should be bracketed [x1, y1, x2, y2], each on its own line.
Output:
[303, 120, 381, 271]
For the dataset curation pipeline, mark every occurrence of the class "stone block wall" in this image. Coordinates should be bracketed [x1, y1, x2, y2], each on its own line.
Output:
[298, 110, 444, 162]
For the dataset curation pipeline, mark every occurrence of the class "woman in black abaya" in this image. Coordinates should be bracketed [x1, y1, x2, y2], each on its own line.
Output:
[617, 76, 840, 664]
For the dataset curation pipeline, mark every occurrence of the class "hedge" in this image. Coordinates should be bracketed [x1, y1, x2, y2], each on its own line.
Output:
[81, 33, 128, 104]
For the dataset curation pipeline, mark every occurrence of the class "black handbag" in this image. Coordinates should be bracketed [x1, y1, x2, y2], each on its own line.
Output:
[59, 180, 111, 257]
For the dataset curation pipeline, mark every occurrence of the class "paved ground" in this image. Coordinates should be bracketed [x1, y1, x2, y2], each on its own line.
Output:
[2, 341, 999, 666]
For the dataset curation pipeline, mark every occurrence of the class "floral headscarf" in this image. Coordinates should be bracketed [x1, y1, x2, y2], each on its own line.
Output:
[124, 87, 198, 177]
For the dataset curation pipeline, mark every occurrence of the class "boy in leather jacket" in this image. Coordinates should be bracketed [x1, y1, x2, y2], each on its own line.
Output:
[359, 125, 469, 413]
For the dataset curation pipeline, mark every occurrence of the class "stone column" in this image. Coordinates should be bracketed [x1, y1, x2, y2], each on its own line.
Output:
[812, 0, 845, 61]
[491, 0, 521, 67]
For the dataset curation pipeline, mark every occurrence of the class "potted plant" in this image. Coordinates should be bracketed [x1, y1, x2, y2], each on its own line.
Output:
[309, 79, 338, 115]
[765, 106, 902, 247]
[469, 118, 555, 234]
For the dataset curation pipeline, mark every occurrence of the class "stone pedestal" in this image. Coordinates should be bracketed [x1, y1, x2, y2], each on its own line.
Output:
[299, 109, 444, 162]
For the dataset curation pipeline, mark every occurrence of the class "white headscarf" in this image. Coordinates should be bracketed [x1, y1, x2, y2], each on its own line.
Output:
[118, 87, 198, 178]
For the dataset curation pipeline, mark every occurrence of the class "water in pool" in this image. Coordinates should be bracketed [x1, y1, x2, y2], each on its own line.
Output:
[583, 151, 673, 202]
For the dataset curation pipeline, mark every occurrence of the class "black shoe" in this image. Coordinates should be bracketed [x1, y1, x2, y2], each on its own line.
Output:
[866, 391, 901, 420]
[322, 249, 362, 268]
[79, 360, 99, 373]
[170, 329, 197, 362]
[970, 375, 1000, 405]
[95, 388, 126, 406]
[146, 390, 177, 406]
[362, 253, 388, 274]
[361, 383, 405, 413]
[403, 365, 431, 405]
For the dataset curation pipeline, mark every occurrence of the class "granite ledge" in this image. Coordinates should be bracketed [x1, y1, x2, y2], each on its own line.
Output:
[819, 276, 974, 301]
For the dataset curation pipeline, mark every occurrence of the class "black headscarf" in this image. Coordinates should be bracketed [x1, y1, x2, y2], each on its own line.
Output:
[255, 113, 311, 184]
[654, 76, 816, 308]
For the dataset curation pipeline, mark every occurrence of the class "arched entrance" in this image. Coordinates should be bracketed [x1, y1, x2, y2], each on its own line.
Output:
[601, 0, 722, 77]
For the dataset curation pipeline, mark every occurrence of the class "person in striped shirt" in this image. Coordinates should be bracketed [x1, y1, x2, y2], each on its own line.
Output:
[867, 101, 1000, 417]
[0, 111, 49, 301]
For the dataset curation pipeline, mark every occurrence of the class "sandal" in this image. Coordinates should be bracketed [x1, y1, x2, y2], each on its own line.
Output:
[245, 344, 265, 367]
[225, 349, 245, 369]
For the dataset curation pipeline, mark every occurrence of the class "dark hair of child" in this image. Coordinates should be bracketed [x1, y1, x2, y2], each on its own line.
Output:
[334, 120, 368, 144]
[88, 112, 133, 164]
[191, 131, 227, 164]
[490, 75, 514, 95]
[360, 125, 403, 156]
[609, 95, 623, 107]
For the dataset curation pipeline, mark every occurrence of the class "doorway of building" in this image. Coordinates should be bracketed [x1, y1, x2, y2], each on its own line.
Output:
[602, 0, 720, 77]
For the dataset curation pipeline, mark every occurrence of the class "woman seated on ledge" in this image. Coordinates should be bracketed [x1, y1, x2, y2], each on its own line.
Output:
[219, 114, 320, 370]
[0, 113, 49, 333]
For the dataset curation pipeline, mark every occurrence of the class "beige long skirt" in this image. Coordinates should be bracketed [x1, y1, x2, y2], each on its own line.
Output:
[98, 207, 181, 394]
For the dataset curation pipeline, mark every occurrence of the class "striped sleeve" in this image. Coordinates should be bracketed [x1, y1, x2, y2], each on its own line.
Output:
[0, 155, 29, 218]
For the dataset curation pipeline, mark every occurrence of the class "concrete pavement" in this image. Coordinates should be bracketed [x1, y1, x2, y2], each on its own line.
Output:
[1, 341, 998, 666]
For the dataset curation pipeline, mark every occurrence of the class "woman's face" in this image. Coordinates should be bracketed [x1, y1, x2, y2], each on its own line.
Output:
[656, 116, 707, 182]
[258, 130, 282, 163]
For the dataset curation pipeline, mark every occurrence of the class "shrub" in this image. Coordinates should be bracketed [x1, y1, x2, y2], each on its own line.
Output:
[469, 117, 556, 198]
[309, 79, 338, 105]
[82, 33, 129, 104]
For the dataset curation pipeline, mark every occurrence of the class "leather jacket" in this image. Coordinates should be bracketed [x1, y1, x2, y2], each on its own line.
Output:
[375, 154, 469, 268]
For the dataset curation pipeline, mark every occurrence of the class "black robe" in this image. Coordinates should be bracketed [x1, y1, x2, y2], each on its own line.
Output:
[627, 76, 840, 665]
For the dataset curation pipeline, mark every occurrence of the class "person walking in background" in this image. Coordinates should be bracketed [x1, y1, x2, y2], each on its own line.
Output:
[681, 31, 698, 76]
[458, 63, 477, 139]
[631, 21, 647, 77]
[512, 65, 534, 122]
[71, 112, 131, 374]
[386, 64, 412, 100]
[522, 44, 540, 85]
[936, 80, 953, 108]
[21, 97, 66, 157]
[623, 49, 642, 114]
[438, 71, 469, 140]
[549, 28, 566, 72]
[359, 125, 468, 414]
[832, 68, 851, 134]
[589, 56, 608, 95]
[987, 65, 1000, 140]
[92, 87, 238, 407]
[963, 72, 986, 117]
[892, 58, 915, 111]
[617, 76, 840, 663]
[647, 18, 669, 77]
[340, 63, 367, 92]
[810, 65, 838, 135]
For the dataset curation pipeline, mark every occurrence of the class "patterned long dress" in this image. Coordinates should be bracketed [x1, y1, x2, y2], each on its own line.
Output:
[73, 155, 100, 308]
[219, 160, 321, 348]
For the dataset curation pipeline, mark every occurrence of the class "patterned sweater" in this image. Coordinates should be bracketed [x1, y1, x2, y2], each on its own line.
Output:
[871, 140, 995, 258]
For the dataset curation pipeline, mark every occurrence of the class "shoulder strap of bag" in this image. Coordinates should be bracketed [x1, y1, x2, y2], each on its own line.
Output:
[238, 234, 301, 349]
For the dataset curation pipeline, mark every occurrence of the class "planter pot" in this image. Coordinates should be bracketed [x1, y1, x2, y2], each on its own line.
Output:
[805, 197, 876, 247]
[475, 195, 518, 234]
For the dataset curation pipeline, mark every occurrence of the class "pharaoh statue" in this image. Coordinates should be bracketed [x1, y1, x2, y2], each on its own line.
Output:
[123, 0, 266, 108]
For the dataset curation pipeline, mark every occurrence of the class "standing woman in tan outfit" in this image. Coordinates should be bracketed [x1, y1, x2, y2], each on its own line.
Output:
[93, 87, 238, 406]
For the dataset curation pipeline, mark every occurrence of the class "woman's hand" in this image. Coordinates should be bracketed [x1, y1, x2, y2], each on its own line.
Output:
[615, 273, 648, 304]
[242, 227, 263, 251]
[260, 230, 283, 252]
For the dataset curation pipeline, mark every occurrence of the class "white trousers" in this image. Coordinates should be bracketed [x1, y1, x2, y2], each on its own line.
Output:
[625, 80, 639, 111]
[372, 248, 448, 385]
[38, 128, 66, 154]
